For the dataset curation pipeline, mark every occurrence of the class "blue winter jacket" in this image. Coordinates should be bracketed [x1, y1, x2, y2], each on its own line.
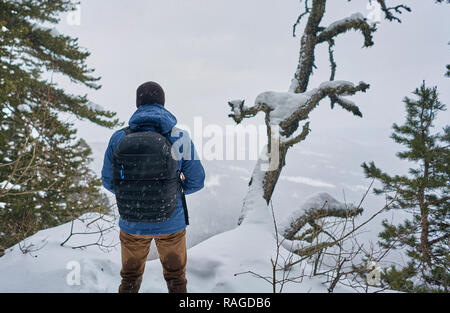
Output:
[101, 103, 205, 235]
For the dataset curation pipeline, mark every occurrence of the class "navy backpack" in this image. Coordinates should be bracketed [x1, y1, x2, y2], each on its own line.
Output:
[112, 126, 188, 224]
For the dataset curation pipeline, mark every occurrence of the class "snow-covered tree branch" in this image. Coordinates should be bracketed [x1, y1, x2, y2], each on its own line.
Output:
[229, 81, 369, 140]
[315, 13, 375, 47]
[227, 0, 405, 227]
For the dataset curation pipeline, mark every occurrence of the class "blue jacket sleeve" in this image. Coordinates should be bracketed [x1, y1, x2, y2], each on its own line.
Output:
[179, 132, 205, 195]
[101, 130, 126, 194]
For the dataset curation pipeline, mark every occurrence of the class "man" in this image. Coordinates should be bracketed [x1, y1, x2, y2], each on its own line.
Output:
[102, 81, 205, 293]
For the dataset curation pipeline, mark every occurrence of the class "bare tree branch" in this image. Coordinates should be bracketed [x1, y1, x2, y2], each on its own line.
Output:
[375, 0, 411, 23]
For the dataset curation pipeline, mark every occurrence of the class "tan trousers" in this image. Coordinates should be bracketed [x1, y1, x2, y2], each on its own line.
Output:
[118, 229, 187, 293]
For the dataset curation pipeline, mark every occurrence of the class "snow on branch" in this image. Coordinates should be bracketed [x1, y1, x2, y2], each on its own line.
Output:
[280, 81, 369, 137]
[281, 193, 363, 241]
[84, 101, 105, 112]
[316, 13, 375, 47]
[31, 24, 62, 37]
[229, 81, 369, 143]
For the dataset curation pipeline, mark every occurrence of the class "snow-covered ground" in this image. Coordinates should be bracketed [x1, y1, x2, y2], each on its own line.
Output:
[0, 199, 358, 293]
[0, 130, 406, 293]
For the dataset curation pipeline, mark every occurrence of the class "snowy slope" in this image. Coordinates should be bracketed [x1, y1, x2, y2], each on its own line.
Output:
[0, 199, 355, 293]
[0, 133, 404, 292]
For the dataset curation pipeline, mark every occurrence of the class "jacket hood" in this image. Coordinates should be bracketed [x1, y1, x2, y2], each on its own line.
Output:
[128, 103, 177, 134]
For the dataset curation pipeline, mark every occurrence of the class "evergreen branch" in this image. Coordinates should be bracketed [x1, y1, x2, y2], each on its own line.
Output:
[429, 233, 450, 245]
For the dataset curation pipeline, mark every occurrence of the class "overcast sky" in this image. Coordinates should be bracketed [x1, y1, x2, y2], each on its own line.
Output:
[55, 0, 449, 152]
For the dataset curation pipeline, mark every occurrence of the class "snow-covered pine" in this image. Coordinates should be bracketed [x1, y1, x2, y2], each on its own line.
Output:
[85, 101, 105, 112]
[0, 0, 119, 256]
[31, 23, 62, 37]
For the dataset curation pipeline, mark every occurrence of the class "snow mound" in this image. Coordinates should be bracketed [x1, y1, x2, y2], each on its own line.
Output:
[279, 192, 357, 234]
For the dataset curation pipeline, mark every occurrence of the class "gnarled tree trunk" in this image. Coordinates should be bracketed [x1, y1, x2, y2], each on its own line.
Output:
[228, 0, 407, 226]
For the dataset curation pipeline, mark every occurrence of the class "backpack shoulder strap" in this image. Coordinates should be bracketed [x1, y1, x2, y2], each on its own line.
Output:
[121, 126, 133, 136]
[177, 171, 189, 226]
[179, 183, 189, 226]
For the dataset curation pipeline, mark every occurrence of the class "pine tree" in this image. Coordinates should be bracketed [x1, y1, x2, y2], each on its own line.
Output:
[362, 82, 449, 292]
[0, 1, 120, 255]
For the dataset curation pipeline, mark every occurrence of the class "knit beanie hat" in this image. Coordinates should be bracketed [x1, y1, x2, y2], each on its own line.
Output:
[136, 81, 165, 108]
